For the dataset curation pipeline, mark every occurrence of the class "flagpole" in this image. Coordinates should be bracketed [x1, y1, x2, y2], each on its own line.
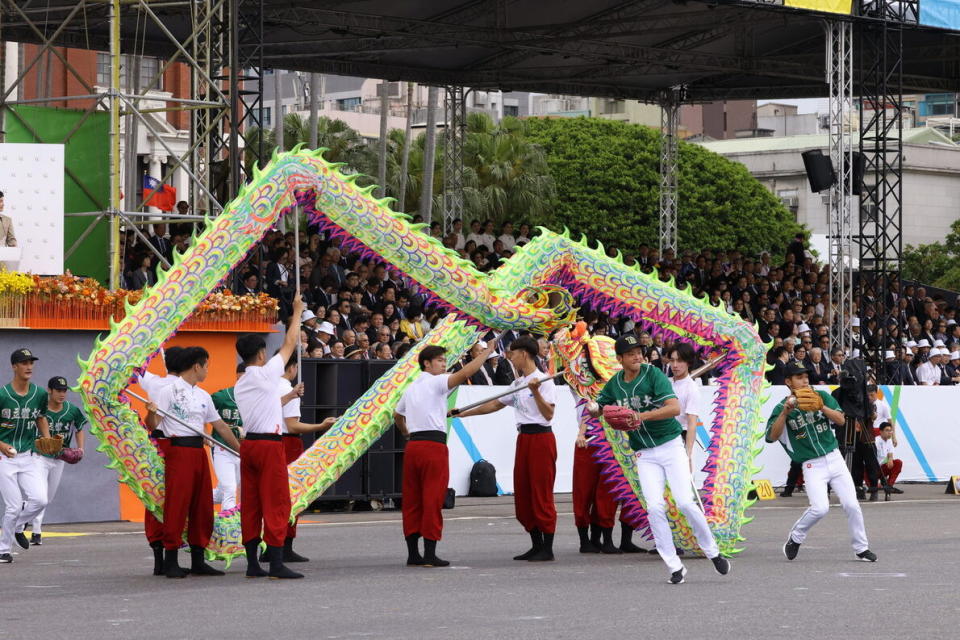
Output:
[294, 205, 302, 386]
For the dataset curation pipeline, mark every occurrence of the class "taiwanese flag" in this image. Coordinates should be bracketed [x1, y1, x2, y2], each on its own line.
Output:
[142, 175, 176, 212]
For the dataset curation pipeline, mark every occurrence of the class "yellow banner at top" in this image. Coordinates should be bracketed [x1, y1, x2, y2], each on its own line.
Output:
[784, 0, 853, 15]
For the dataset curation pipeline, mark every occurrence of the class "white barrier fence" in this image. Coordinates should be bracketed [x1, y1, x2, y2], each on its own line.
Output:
[446, 384, 960, 496]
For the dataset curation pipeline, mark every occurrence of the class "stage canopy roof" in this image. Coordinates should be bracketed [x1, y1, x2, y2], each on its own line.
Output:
[4, 0, 960, 101]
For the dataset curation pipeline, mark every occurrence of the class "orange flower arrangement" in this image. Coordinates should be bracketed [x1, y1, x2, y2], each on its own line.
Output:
[2, 271, 278, 331]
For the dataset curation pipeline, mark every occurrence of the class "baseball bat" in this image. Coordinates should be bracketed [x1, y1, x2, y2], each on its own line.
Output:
[123, 389, 240, 458]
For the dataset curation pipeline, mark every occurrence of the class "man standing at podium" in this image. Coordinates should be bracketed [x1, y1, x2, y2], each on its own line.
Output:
[0, 191, 17, 247]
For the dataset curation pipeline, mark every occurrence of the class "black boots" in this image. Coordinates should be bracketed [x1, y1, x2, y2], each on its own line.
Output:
[599, 527, 622, 554]
[577, 526, 600, 553]
[163, 548, 187, 579]
[245, 539, 268, 578]
[283, 536, 309, 563]
[267, 545, 303, 579]
[619, 522, 647, 553]
[405, 534, 425, 566]
[150, 541, 164, 576]
[514, 529, 543, 560]
[422, 539, 449, 567]
[589, 523, 601, 549]
[190, 545, 225, 576]
[527, 533, 555, 562]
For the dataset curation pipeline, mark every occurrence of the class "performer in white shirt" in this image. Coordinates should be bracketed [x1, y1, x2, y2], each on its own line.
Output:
[667, 343, 702, 468]
[146, 346, 240, 578]
[274, 354, 336, 564]
[875, 422, 903, 496]
[234, 295, 307, 579]
[394, 337, 500, 567]
[137, 345, 183, 576]
[454, 336, 558, 562]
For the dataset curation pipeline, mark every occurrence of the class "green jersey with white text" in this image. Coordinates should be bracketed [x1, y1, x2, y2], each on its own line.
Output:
[596, 364, 682, 450]
[44, 401, 87, 457]
[211, 387, 242, 445]
[765, 390, 842, 463]
[0, 383, 49, 453]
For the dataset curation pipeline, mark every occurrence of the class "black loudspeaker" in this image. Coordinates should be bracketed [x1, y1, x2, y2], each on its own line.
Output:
[801, 149, 836, 192]
[849, 151, 865, 196]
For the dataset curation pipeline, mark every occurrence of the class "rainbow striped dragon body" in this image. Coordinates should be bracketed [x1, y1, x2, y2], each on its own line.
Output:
[78, 147, 767, 561]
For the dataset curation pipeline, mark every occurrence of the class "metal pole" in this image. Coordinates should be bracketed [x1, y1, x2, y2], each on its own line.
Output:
[419, 86, 439, 224]
[123, 389, 239, 457]
[377, 78, 389, 198]
[452, 372, 564, 414]
[108, 0, 122, 289]
[308, 73, 319, 149]
[294, 206, 302, 385]
[274, 68, 283, 151]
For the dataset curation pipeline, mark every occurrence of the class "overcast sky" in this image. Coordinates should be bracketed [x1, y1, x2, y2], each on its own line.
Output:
[758, 98, 829, 114]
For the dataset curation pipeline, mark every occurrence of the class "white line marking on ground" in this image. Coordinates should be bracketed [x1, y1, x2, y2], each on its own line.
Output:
[839, 572, 905, 578]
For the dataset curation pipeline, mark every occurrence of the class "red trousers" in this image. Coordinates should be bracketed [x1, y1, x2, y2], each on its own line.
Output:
[283, 435, 304, 539]
[162, 444, 214, 551]
[145, 437, 170, 544]
[572, 445, 617, 528]
[240, 439, 291, 547]
[879, 459, 903, 485]
[514, 432, 557, 534]
[401, 441, 448, 541]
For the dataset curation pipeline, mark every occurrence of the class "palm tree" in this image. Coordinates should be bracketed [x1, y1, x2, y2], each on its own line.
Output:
[243, 113, 378, 185]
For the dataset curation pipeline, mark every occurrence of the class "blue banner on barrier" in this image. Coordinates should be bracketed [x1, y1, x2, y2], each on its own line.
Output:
[920, 0, 960, 30]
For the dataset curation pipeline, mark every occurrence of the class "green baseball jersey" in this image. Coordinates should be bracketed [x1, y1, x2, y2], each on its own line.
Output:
[211, 387, 242, 445]
[596, 364, 682, 450]
[766, 389, 842, 463]
[0, 383, 49, 453]
[44, 401, 87, 457]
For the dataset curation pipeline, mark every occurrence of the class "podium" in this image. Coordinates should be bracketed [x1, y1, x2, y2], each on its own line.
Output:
[0, 246, 21, 270]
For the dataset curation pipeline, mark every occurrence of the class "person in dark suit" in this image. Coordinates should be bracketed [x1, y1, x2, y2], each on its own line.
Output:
[148, 223, 173, 272]
[804, 347, 828, 385]
[126, 254, 156, 289]
[237, 271, 260, 296]
[766, 346, 789, 385]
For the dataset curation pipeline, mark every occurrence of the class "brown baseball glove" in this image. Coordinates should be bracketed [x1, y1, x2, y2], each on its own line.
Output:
[34, 435, 64, 456]
[602, 405, 639, 431]
[793, 387, 824, 412]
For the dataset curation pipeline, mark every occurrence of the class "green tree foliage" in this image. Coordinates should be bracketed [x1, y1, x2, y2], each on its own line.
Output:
[244, 114, 379, 185]
[523, 117, 800, 255]
[902, 218, 960, 290]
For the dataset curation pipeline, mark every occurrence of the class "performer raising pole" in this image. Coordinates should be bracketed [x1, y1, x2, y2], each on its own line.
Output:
[453, 336, 560, 563]
[394, 335, 502, 568]
[235, 294, 308, 579]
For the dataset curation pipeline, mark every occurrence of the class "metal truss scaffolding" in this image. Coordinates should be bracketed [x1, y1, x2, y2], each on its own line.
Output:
[442, 85, 465, 235]
[826, 20, 854, 357]
[658, 87, 682, 254]
[0, 0, 253, 288]
[857, 2, 912, 381]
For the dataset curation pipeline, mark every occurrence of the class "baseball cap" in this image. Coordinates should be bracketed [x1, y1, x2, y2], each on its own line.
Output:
[47, 376, 69, 390]
[11, 348, 38, 364]
[884, 350, 895, 359]
[615, 334, 643, 355]
[851, 317, 861, 327]
[784, 361, 811, 378]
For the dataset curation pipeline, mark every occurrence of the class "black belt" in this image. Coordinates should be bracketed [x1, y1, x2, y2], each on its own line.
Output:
[169, 436, 203, 448]
[518, 423, 552, 434]
[245, 433, 282, 442]
[408, 431, 447, 444]
[282, 433, 301, 439]
[150, 429, 166, 440]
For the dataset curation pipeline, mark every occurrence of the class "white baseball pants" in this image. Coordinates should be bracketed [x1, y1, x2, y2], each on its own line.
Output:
[18, 456, 65, 535]
[635, 436, 720, 573]
[788, 449, 869, 553]
[0, 452, 48, 554]
[211, 446, 240, 511]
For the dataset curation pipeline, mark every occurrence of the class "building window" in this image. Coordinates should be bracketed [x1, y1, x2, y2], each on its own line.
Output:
[504, 104, 519, 117]
[337, 97, 362, 111]
[261, 107, 271, 128]
[96, 53, 163, 91]
[929, 101, 955, 116]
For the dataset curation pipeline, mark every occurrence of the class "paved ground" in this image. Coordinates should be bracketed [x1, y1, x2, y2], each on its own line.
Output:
[2, 484, 958, 640]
